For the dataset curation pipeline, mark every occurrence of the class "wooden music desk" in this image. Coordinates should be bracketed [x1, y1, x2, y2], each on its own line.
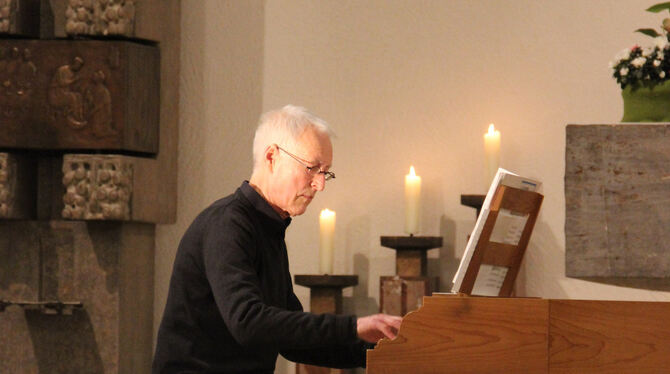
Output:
[367, 294, 670, 373]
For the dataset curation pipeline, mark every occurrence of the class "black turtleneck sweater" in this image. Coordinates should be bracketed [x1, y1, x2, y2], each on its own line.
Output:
[153, 181, 369, 374]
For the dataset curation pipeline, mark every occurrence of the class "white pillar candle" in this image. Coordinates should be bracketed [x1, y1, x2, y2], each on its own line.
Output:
[484, 123, 501, 185]
[319, 209, 335, 274]
[404, 166, 421, 235]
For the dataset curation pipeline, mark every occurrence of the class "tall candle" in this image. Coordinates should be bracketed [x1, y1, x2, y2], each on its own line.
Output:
[404, 166, 421, 235]
[319, 209, 335, 274]
[484, 123, 501, 185]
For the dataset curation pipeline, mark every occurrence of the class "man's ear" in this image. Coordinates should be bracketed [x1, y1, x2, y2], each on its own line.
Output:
[264, 144, 279, 172]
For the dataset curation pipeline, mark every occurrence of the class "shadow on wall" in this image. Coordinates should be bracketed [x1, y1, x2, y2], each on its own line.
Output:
[26, 309, 104, 373]
[343, 253, 379, 317]
[433, 215, 459, 292]
[343, 215, 378, 316]
[87, 221, 121, 294]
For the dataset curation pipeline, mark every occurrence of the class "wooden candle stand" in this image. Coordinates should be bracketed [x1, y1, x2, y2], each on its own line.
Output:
[294, 274, 358, 374]
[379, 235, 442, 316]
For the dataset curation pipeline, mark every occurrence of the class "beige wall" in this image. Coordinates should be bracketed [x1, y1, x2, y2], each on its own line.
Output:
[157, 1, 670, 373]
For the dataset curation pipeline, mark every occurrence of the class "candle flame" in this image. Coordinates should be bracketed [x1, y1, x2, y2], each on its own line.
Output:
[409, 166, 416, 176]
[487, 123, 496, 135]
[320, 208, 335, 218]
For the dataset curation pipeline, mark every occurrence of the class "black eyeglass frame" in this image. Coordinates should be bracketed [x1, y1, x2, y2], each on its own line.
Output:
[276, 145, 336, 181]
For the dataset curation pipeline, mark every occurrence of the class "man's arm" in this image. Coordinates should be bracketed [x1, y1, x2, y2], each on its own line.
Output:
[203, 210, 358, 350]
[278, 290, 402, 368]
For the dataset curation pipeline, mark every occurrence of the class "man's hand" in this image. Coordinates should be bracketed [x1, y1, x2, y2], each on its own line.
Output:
[356, 314, 403, 343]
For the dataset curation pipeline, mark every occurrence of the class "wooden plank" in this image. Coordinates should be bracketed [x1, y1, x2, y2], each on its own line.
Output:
[549, 299, 670, 373]
[498, 186, 544, 214]
[481, 242, 517, 267]
[368, 297, 549, 374]
[0, 39, 159, 154]
[566, 124, 670, 277]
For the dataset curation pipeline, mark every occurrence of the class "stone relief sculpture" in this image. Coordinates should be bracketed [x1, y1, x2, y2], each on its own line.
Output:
[85, 70, 115, 137]
[0, 46, 35, 118]
[48, 56, 86, 128]
[0, 0, 13, 33]
[48, 56, 115, 135]
[65, 0, 135, 37]
[0, 153, 14, 218]
[62, 155, 132, 220]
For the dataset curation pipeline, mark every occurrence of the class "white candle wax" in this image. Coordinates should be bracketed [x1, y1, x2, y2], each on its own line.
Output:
[404, 166, 421, 235]
[319, 209, 335, 274]
[484, 123, 501, 185]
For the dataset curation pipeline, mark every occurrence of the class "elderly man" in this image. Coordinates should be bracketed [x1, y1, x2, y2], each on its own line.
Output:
[153, 105, 402, 373]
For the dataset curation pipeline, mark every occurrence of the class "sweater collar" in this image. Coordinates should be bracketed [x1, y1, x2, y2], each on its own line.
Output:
[239, 181, 292, 230]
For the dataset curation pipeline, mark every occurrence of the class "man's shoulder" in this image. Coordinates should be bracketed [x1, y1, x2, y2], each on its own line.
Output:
[192, 189, 254, 229]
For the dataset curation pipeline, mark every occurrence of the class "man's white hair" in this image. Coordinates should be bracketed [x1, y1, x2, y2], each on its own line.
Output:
[252, 105, 332, 171]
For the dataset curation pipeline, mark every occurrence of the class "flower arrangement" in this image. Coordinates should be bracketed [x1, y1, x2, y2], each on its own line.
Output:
[611, 2, 670, 89]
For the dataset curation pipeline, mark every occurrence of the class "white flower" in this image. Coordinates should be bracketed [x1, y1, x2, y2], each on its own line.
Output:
[657, 52, 665, 60]
[643, 48, 653, 57]
[655, 36, 668, 50]
[620, 67, 629, 76]
[631, 57, 647, 67]
[661, 71, 666, 78]
[615, 48, 631, 61]
[654, 59, 662, 67]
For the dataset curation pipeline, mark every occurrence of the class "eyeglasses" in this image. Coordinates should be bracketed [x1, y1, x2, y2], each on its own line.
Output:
[276, 145, 336, 181]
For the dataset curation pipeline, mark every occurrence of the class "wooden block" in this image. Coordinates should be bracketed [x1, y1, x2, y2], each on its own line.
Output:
[549, 300, 670, 373]
[566, 124, 670, 277]
[0, 152, 36, 219]
[380, 276, 437, 316]
[368, 297, 549, 374]
[310, 288, 341, 315]
[0, 39, 159, 154]
[0, 0, 41, 36]
[396, 249, 426, 277]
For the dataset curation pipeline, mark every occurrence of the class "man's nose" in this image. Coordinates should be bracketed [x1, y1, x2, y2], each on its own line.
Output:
[311, 173, 326, 191]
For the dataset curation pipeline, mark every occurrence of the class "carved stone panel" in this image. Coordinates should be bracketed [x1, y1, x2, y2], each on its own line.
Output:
[0, 152, 36, 219]
[566, 124, 670, 278]
[0, 39, 159, 153]
[0, 0, 41, 36]
[62, 154, 132, 221]
[0, 221, 155, 373]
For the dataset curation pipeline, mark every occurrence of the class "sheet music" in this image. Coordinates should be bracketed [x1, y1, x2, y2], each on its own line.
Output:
[489, 209, 528, 246]
[471, 264, 509, 296]
[451, 168, 541, 294]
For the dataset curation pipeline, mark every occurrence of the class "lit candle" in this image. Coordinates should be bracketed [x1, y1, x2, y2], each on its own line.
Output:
[404, 166, 421, 235]
[319, 209, 335, 274]
[484, 123, 501, 184]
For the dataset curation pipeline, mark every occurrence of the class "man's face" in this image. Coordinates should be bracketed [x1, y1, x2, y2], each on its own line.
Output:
[269, 127, 333, 217]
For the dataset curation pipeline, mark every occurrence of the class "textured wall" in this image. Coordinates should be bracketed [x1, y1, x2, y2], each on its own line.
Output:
[158, 1, 670, 373]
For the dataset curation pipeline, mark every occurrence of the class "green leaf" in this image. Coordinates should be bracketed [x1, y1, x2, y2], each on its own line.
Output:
[646, 2, 670, 13]
[636, 28, 661, 37]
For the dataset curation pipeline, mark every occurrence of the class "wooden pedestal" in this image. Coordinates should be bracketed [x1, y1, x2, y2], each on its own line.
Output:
[379, 236, 441, 316]
[294, 274, 358, 374]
